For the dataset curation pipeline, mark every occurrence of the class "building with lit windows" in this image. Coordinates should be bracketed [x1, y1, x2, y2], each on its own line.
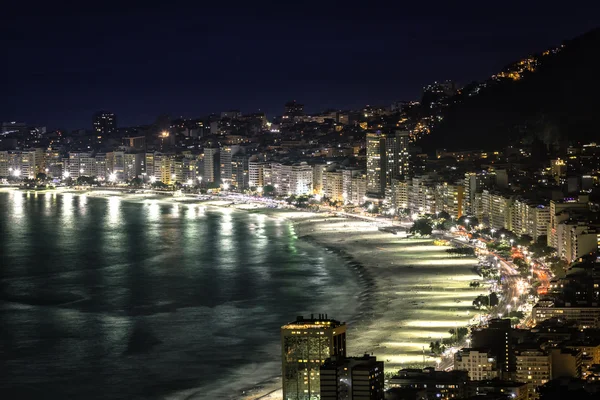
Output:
[231, 154, 248, 189]
[533, 300, 600, 329]
[515, 347, 552, 399]
[281, 315, 346, 400]
[322, 171, 344, 202]
[249, 160, 265, 189]
[388, 368, 468, 400]
[366, 130, 409, 197]
[454, 348, 499, 381]
[320, 354, 384, 400]
[93, 111, 116, 136]
[548, 195, 589, 249]
[203, 146, 220, 183]
[472, 319, 514, 377]
[436, 182, 464, 219]
[467, 380, 529, 400]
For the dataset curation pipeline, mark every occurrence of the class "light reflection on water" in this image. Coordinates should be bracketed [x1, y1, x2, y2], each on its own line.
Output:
[0, 191, 359, 400]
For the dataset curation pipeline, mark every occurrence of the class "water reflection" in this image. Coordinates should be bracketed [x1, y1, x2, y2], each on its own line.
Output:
[107, 196, 121, 227]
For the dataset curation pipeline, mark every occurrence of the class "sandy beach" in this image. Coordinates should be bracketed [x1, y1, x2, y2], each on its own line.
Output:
[274, 211, 484, 367]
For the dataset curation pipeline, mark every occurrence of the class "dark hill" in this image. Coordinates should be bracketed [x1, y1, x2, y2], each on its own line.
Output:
[419, 28, 600, 152]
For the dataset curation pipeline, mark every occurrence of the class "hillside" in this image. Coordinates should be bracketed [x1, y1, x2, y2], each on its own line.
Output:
[418, 28, 600, 152]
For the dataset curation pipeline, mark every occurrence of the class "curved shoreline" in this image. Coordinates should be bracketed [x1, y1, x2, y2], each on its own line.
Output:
[1, 189, 482, 400]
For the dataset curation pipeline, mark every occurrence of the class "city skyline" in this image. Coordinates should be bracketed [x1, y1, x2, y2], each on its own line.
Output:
[3, 3, 600, 129]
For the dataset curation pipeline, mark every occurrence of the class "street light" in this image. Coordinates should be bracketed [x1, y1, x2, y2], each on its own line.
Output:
[13, 169, 21, 177]
[108, 173, 117, 182]
[186, 179, 193, 186]
[63, 171, 70, 178]
[510, 239, 514, 246]
[223, 182, 230, 190]
[149, 176, 157, 183]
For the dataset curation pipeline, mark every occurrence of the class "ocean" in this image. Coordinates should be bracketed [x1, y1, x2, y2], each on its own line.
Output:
[0, 191, 359, 399]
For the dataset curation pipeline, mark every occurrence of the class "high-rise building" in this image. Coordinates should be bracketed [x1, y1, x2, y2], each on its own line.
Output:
[320, 355, 384, 400]
[366, 130, 409, 197]
[515, 347, 552, 399]
[454, 348, 499, 381]
[93, 111, 117, 136]
[203, 146, 220, 183]
[472, 319, 514, 377]
[249, 161, 265, 188]
[231, 154, 249, 189]
[281, 315, 346, 400]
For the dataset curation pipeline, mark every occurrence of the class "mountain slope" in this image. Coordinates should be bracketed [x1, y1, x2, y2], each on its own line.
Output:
[419, 28, 600, 152]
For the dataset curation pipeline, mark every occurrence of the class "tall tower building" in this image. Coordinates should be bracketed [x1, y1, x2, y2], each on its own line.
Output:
[472, 318, 514, 378]
[203, 146, 220, 183]
[366, 130, 409, 197]
[281, 315, 346, 400]
[93, 111, 117, 136]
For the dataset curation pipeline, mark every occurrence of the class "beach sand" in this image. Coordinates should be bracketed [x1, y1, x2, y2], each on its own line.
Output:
[275, 211, 484, 367]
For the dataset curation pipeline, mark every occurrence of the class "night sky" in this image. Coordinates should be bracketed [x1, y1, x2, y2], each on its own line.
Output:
[2, 2, 599, 130]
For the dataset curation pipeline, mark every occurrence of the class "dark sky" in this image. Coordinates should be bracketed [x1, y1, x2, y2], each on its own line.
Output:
[2, 2, 598, 130]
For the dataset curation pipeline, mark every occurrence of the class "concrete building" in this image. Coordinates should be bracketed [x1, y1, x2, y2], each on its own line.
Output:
[320, 355, 384, 400]
[312, 163, 327, 195]
[472, 319, 514, 377]
[454, 348, 499, 381]
[323, 171, 344, 203]
[533, 300, 600, 329]
[548, 195, 589, 249]
[249, 161, 265, 189]
[366, 130, 409, 197]
[388, 368, 468, 400]
[467, 380, 529, 400]
[203, 146, 220, 183]
[515, 347, 552, 399]
[231, 154, 249, 189]
[281, 315, 346, 400]
[437, 182, 464, 219]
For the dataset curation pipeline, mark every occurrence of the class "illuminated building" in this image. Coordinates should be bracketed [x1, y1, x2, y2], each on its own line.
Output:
[436, 182, 464, 219]
[320, 355, 384, 400]
[511, 199, 550, 242]
[220, 146, 233, 183]
[322, 171, 344, 202]
[388, 368, 468, 400]
[472, 319, 514, 377]
[93, 111, 116, 136]
[548, 195, 590, 249]
[272, 162, 313, 196]
[515, 347, 551, 399]
[68, 152, 96, 178]
[312, 163, 327, 195]
[249, 161, 265, 188]
[454, 348, 499, 381]
[281, 315, 346, 400]
[467, 380, 528, 400]
[366, 130, 409, 197]
[231, 154, 248, 189]
[533, 300, 600, 329]
[203, 146, 220, 183]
